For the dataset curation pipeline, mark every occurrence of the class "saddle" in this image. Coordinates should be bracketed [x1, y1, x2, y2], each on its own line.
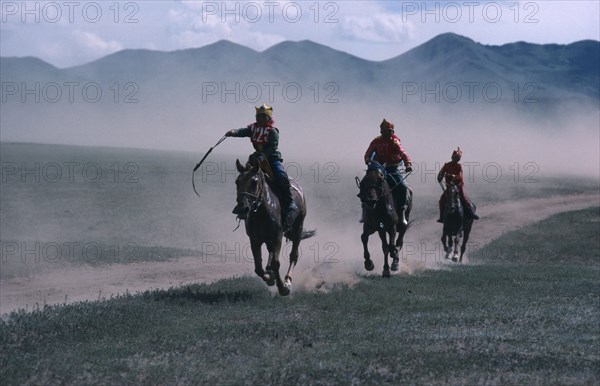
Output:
[247, 152, 296, 211]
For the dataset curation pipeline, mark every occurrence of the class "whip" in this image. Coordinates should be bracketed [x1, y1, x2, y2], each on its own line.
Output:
[192, 135, 227, 198]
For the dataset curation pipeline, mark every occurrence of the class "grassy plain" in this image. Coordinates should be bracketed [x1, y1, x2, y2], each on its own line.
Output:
[1, 207, 598, 385]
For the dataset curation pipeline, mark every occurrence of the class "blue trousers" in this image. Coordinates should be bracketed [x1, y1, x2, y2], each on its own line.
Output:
[385, 167, 409, 209]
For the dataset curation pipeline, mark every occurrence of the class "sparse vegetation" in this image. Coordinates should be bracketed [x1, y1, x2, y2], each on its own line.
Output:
[1, 208, 598, 385]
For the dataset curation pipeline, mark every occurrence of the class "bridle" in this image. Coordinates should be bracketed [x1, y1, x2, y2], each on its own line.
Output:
[236, 169, 265, 215]
[363, 170, 391, 204]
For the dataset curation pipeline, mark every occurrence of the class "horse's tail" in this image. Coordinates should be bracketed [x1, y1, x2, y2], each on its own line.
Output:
[301, 229, 317, 240]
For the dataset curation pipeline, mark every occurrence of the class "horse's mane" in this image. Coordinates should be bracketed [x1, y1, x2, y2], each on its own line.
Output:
[367, 161, 387, 177]
[444, 183, 463, 211]
[246, 153, 275, 181]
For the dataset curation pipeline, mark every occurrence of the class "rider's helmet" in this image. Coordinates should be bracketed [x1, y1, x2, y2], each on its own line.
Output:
[380, 119, 394, 136]
[451, 147, 462, 162]
[255, 103, 273, 118]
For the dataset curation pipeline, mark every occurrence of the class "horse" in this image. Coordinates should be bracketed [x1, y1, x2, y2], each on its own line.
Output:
[440, 182, 474, 262]
[234, 154, 314, 295]
[359, 162, 413, 277]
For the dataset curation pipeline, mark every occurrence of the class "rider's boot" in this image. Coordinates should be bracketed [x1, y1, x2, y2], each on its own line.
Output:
[437, 207, 444, 223]
[465, 201, 479, 220]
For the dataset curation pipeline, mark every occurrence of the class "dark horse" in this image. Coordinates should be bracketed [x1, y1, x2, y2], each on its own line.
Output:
[441, 182, 474, 262]
[234, 154, 315, 295]
[360, 162, 413, 277]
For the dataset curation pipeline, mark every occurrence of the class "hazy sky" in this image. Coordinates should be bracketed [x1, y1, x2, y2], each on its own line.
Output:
[1, 0, 598, 68]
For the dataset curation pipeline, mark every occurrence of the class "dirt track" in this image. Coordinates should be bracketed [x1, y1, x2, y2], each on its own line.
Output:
[1, 193, 598, 315]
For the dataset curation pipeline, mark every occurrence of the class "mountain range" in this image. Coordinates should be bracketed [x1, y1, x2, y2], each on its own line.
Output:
[1, 32, 598, 151]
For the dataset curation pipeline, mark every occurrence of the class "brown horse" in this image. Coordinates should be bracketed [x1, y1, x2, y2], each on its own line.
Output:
[234, 155, 314, 295]
[360, 162, 413, 277]
[440, 182, 474, 262]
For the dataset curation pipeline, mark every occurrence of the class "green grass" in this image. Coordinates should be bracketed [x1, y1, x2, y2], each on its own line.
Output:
[0, 241, 204, 279]
[472, 206, 600, 265]
[1, 208, 599, 385]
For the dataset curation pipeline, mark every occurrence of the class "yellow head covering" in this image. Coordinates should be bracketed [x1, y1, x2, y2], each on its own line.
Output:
[255, 104, 273, 117]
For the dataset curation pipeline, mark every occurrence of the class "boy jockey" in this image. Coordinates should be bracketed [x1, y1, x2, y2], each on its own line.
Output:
[437, 147, 479, 222]
[363, 119, 412, 225]
[226, 104, 298, 230]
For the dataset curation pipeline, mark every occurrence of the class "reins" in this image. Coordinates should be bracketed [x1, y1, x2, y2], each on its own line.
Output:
[387, 169, 412, 191]
[357, 166, 412, 200]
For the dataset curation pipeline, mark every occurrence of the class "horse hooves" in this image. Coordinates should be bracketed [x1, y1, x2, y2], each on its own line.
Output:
[278, 286, 291, 296]
[451, 257, 458, 262]
[391, 259, 400, 271]
[364, 259, 375, 271]
[264, 271, 276, 286]
[382, 270, 391, 278]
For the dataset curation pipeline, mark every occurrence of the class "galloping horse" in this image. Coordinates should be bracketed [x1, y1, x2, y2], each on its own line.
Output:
[440, 182, 474, 262]
[234, 154, 314, 295]
[359, 162, 413, 277]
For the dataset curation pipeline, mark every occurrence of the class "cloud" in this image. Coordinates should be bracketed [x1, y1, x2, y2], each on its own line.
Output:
[1, 0, 597, 68]
[167, 3, 284, 51]
[72, 31, 123, 56]
[338, 14, 415, 43]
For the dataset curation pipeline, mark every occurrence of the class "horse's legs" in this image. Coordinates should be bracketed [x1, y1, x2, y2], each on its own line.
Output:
[251, 240, 275, 286]
[397, 191, 411, 249]
[442, 233, 451, 259]
[392, 223, 406, 271]
[452, 233, 461, 262]
[282, 216, 306, 292]
[378, 229, 391, 278]
[460, 222, 472, 263]
[265, 241, 275, 272]
[395, 223, 406, 249]
[361, 227, 375, 271]
[284, 236, 300, 292]
[267, 240, 289, 296]
[388, 227, 398, 272]
[448, 235, 455, 260]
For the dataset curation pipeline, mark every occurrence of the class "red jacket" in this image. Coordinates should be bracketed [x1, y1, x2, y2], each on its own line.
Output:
[438, 161, 464, 185]
[364, 134, 411, 166]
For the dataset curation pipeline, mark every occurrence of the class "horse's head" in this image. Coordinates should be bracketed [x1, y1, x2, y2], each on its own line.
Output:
[362, 162, 387, 209]
[234, 157, 264, 220]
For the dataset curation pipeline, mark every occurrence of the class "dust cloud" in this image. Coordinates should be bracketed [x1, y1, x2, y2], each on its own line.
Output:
[1, 97, 598, 312]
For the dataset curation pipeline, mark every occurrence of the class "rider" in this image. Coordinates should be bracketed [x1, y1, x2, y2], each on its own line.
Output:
[225, 104, 298, 231]
[362, 118, 413, 225]
[437, 147, 479, 223]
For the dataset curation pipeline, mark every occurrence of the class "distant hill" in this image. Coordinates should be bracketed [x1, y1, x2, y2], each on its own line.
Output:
[1, 33, 598, 151]
[3, 33, 598, 98]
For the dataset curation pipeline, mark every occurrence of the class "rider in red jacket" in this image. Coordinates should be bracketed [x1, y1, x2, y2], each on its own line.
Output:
[362, 119, 412, 225]
[363, 128, 411, 168]
[437, 147, 479, 222]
